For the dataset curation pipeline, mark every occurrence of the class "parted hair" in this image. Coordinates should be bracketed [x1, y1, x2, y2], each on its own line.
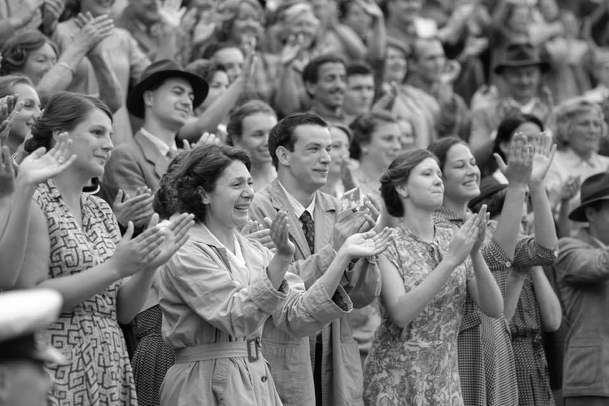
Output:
[226, 99, 276, 145]
[24, 92, 112, 153]
[268, 112, 328, 168]
[380, 149, 438, 217]
[0, 30, 58, 76]
[427, 136, 467, 171]
[163, 144, 251, 222]
[349, 111, 398, 160]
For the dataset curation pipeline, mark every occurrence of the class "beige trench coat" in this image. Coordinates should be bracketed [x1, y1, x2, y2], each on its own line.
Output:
[159, 224, 352, 405]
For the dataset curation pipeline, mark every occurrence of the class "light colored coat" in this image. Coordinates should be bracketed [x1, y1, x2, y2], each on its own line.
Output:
[250, 179, 381, 406]
[159, 224, 353, 406]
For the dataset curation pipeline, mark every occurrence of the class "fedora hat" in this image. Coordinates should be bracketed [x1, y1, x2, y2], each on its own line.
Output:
[568, 172, 609, 222]
[127, 59, 209, 118]
[493, 42, 550, 75]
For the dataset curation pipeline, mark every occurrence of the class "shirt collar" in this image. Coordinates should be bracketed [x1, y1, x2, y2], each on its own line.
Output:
[277, 181, 316, 218]
[139, 128, 177, 158]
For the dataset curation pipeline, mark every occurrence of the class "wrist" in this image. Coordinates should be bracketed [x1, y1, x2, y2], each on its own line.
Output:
[507, 182, 528, 192]
[275, 249, 293, 261]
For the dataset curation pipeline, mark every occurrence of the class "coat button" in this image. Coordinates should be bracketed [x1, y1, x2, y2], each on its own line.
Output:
[261, 376, 268, 382]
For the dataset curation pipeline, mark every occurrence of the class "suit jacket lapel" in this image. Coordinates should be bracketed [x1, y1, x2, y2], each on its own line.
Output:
[134, 131, 169, 181]
[267, 180, 311, 259]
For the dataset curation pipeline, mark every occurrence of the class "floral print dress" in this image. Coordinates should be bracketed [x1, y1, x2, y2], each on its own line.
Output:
[363, 225, 470, 406]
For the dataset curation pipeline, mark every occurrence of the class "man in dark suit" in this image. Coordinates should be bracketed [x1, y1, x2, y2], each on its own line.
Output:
[249, 112, 380, 406]
[101, 59, 207, 228]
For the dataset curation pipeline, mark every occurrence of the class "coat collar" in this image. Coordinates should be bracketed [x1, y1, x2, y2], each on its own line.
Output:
[265, 179, 337, 258]
[133, 130, 170, 179]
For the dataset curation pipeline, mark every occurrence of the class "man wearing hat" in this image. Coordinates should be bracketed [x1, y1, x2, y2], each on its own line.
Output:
[470, 42, 552, 155]
[101, 58, 208, 226]
[100, 58, 207, 406]
[0, 289, 65, 406]
[555, 172, 609, 406]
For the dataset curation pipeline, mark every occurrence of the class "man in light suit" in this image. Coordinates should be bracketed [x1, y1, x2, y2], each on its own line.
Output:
[100, 59, 207, 406]
[101, 59, 208, 228]
[249, 112, 381, 406]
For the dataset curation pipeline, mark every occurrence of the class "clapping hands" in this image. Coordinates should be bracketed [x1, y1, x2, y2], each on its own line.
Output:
[340, 227, 394, 259]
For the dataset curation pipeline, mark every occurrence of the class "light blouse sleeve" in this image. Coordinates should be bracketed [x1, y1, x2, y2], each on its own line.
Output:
[164, 241, 287, 338]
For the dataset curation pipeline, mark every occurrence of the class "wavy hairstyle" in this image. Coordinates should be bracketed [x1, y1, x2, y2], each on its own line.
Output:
[0, 31, 58, 76]
[349, 110, 398, 160]
[380, 148, 437, 217]
[24, 91, 112, 153]
[553, 98, 606, 150]
[159, 144, 251, 223]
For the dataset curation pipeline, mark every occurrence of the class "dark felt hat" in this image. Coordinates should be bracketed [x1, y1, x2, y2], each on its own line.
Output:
[568, 172, 609, 222]
[493, 42, 550, 75]
[127, 59, 209, 118]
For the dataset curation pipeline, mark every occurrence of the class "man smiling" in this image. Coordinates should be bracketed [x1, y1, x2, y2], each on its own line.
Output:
[303, 55, 348, 127]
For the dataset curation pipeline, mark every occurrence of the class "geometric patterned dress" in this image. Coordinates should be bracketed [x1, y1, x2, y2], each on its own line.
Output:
[34, 180, 138, 405]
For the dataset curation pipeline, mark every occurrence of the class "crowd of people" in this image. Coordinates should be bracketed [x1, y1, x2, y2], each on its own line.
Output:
[2, 0, 609, 405]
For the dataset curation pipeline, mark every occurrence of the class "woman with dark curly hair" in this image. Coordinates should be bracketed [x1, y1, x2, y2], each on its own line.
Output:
[15, 91, 194, 405]
[155, 143, 392, 406]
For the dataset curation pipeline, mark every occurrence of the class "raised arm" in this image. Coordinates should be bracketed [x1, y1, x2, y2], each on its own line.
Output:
[381, 216, 479, 328]
[466, 206, 504, 317]
[0, 0, 42, 42]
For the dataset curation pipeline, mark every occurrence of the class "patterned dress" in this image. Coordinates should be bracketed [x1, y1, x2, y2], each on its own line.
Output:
[34, 180, 137, 406]
[363, 225, 469, 406]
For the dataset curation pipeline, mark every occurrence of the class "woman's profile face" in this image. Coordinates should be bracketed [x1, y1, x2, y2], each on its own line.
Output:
[203, 159, 254, 228]
[403, 157, 444, 210]
[11, 83, 41, 141]
[442, 143, 481, 203]
[67, 107, 114, 178]
[568, 110, 603, 156]
[22, 42, 56, 85]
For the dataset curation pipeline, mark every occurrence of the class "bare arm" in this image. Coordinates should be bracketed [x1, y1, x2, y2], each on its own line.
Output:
[467, 250, 504, 317]
[89, 50, 123, 113]
[531, 266, 561, 332]
[504, 271, 527, 321]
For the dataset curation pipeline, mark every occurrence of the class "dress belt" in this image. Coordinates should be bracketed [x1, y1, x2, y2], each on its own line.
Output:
[175, 337, 261, 364]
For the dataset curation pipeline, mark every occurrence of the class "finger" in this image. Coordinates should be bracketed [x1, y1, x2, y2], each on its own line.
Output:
[122, 221, 134, 240]
[30, 146, 47, 159]
[124, 193, 154, 206]
[262, 216, 273, 229]
[182, 139, 191, 150]
[113, 189, 126, 207]
[147, 212, 160, 229]
[493, 153, 507, 173]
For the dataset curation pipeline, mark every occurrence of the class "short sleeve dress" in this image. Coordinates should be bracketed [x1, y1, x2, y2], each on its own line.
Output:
[34, 180, 137, 405]
[363, 225, 470, 406]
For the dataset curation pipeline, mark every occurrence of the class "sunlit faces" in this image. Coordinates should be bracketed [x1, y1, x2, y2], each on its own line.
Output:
[66, 108, 114, 178]
[568, 110, 604, 156]
[413, 39, 446, 83]
[385, 45, 408, 83]
[22, 42, 56, 85]
[145, 77, 194, 129]
[442, 143, 481, 202]
[501, 65, 541, 103]
[307, 62, 346, 109]
[230, 1, 264, 43]
[0, 361, 52, 406]
[11, 83, 41, 142]
[233, 112, 277, 165]
[201, 70, 230, 109]
[344, 74, 375, 116]
[80, 0, 116, 16]
[202, 159, 254, 229]
[399, 157, 444, 210]
[328, 126, 350, 176]
[212, 47, 244, 83]
[278, 124, 332, 193]
[360, 122, 402, 168]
